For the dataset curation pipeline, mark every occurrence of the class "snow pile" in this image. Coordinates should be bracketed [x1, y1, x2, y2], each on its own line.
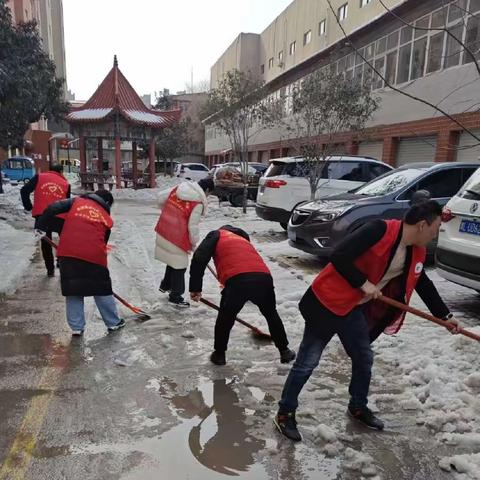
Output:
[0, 183, 36, 295]
[112, 176, 181, 201]
[343, 447, 378, 477]
[439, 453, 480, 478]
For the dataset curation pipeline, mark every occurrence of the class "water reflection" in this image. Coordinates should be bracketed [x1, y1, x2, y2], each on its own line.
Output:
[165, 378, 265, 476]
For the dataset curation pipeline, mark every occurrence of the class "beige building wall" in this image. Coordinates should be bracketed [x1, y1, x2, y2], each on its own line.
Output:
[212, 0, 408, 86]
[210, 33, 261, 88]
[50, 0, 67, 89]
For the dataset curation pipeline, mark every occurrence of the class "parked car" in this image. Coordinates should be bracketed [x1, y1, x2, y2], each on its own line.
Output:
[1, 156, 35, 182]
[436, 167, 480, 291]
[256, 156, 393, 229]
[211, 162, 268, 206]
[174, 162, 210, 181]
[288, 162, 480, 258]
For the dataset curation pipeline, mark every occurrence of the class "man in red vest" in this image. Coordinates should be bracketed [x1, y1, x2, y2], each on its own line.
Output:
[155, 178, 213, 307]
[21, 164, 70, 276]
[189, 225, 296, 366]
[274, 200, 460, 441]
[37, 190, 124, 336]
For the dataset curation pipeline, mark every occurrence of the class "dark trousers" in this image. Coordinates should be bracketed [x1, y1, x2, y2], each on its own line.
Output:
[278, 288, 373, 413]
[160, 265, 186, 301]
[214, 273, 289, 352]
[40, 230, 55, 273]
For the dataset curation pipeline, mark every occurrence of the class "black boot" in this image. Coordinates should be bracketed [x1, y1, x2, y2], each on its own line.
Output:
[273, 412, 302, 441]
[279, 348, 296, 363]
[348, 406, 384, 430]
[210, 351, 226, 365]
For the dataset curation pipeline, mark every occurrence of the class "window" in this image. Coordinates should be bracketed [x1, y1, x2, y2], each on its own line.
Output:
[444, 24, 463, 68]
[303, 29, 312, 45]
[329, 162, 364, 181]
[407, 169, 464, 199]
[397, 43, 412, 83]
[471, 0, 480, 13]
[385, 51, 397, 84]
[289, 41, 296, 55]
[426, 31, 444, 73]
[268, 57, 274, 69]
[260, 64, 265, 74]
[364, 164, 392, 181]
[448, 0, 467, 24]
[319, 19, 326, 36]
[410, 37, 427, 80]
[278, 50, 284, 63]
[463, 15, 480, 65]
[373, 57, 385, 88]
[360, 0, 371, 6]
[338, 3, 348, 21]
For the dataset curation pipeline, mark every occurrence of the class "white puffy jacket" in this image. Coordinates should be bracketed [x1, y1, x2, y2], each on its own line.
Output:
[154, 181, 208, 269]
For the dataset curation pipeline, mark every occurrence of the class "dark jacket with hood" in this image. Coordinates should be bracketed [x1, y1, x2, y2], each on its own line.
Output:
[37, 194, 113, 297]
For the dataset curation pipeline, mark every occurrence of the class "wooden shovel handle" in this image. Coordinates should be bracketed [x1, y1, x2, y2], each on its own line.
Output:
[379, 295, 480, 343]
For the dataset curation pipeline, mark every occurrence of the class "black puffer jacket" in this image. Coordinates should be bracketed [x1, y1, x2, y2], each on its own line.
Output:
[38, 194, 113, 297]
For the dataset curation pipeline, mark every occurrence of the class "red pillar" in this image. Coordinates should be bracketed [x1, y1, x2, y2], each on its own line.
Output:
[382, 137, 398, 167]
[435, 130, 459, 162]
[149, 137, 156, 188]
[132, 141, 138, 188]
[97, 137, 103, 173]
[346, 140, 359, 156]
[115, 136, 122, 188]
[79, 136, 86, 173]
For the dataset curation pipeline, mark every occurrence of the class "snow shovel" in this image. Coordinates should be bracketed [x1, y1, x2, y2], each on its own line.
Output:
[379, 295, 480, 342]
[41, 236, 151, 321]
[203, 264, 272, 341]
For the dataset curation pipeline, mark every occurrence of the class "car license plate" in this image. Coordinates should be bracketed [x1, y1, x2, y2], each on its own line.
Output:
[459, 219, 480, 236]
[288, 230, 296, 242]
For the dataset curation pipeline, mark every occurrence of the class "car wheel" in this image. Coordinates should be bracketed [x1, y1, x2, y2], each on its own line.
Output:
[229, 193, 243, 207]
[280, 222, 288, 230]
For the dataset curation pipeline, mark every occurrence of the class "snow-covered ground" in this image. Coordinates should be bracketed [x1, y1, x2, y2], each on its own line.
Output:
[0, 183, 36, 296]
[2, 175, 480, 478]
[105, 177, 480, 480]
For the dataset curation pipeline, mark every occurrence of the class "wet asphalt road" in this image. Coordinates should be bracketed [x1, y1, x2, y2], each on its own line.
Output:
[1, 208, 479, 479]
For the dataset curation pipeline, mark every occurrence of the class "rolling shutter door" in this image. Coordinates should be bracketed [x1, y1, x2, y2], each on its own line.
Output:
[396, 136, 437, 166]
[456, 131, 480, 163]
[358, 141, 383, 161]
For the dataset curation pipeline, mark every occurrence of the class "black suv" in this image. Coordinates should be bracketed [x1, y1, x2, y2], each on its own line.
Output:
[288, 162, 480, 258]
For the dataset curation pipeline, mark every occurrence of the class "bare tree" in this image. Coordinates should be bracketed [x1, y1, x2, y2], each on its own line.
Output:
[185, 79, 210, 94]
[202, 69, 283, 212]
[286, 69, 380, 201]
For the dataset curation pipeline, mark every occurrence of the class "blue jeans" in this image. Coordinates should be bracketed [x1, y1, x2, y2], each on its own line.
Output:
[65, 295, 120, 331]
[279, 305, 373, 413]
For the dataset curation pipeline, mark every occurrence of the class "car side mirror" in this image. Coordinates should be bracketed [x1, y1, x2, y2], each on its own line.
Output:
[409, 189, 431, 206]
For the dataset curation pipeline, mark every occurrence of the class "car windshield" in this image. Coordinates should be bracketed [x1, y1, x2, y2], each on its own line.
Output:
[459, 168, 480, 196]
[355, 168, 426, 197]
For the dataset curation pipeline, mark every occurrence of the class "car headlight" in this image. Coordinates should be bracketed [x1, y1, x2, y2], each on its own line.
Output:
[312, 207, 349, 222]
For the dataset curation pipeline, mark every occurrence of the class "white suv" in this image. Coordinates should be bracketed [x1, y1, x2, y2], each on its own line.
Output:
[174, 163, 210, 182]
[255, 156, 392, 229]
[437, 167, 480, 291]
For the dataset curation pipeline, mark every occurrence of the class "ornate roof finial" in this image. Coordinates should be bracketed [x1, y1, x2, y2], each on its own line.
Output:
[113, 55, 118, 67]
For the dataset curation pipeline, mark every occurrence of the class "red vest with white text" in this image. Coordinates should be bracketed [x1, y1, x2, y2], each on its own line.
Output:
[32, 171, 69, 218]
[57, 198, 113, 267]
[213, 229, 270, 285]
[311, 219, 426, 334]
[155, 186, 200, 252]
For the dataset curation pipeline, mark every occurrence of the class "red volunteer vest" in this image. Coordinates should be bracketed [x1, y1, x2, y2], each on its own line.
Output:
[57, 198, 113, 267]
[155, 186, 201, 252]
[213, 229, 271, 285]
[311, 219, 426, 334]
[32, 171, 69, 218]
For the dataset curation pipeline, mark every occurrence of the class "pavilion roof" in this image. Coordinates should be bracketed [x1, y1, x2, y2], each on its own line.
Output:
[66, 56, 181, 128]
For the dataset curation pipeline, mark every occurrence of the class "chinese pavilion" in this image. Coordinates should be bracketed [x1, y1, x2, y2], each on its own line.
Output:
[66, 56, 181, 188]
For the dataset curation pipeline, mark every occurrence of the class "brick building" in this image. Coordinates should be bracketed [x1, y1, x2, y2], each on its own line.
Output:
[206, 0, 480, 167]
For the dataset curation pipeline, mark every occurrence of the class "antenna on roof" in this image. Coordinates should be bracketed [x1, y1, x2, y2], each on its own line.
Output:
[114, 55, 118, 67]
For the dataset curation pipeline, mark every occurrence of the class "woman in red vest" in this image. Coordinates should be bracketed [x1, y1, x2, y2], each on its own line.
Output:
[20, 164, 70, 276]
[189, 225, 296, 366]
[274, 200, 460, 441]
[37, 190, 124, 336]
[155, 178, 213, 307]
